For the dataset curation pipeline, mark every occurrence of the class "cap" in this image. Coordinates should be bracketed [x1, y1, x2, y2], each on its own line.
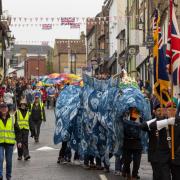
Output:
[0, 103, 8, 109]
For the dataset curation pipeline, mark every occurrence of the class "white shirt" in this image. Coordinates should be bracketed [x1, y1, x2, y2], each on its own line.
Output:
[4, 92, 14, 104]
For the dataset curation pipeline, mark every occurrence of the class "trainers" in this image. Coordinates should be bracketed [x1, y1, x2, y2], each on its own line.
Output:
[57, 158, 60, 164]
[17, 156, 22, 160]
[73, 160, 81, 165]
[24, 156, 31, 161]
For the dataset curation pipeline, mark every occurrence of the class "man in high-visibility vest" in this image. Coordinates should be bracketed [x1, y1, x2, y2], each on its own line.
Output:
[30, 95, 46, 143]
[0, 103, 21, 180]
[16, 99, 31, 161]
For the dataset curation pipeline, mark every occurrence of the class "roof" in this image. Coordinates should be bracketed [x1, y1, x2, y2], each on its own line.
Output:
[55, 39, 86, 54]
[13, 44, 52, 55]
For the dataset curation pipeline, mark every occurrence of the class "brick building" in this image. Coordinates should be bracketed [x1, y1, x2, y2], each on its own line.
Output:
[53, 32, 86, 75]
[24, 56, 47, 79]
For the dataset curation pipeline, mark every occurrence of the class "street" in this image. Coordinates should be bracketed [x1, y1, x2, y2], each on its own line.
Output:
[11, 109, 152, 180]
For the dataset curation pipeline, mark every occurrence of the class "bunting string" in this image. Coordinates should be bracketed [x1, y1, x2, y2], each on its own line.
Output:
[10, 15, 138, 23]
[15, 40, 85, 45]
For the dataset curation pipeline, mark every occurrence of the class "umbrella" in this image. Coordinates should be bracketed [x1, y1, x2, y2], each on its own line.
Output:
[48, 73, 60, 79]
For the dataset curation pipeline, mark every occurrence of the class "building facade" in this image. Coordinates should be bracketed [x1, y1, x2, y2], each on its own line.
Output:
[0, 7, 14, 83]
[24, 56, 47, 79]
[86, 1, 110, 75]
[10, 44, 53, 77]
[53, 32, 86, 75]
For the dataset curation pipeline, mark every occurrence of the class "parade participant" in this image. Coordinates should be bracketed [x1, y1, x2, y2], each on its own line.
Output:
[122, 107, 142, 180]
[142, 106, 179, 180]
[3, 89, 14, 111]
[57, 141, 72, 164]
[46, 85, 56, 109]
[171, 105, 180, 180]
[40, 87, 47, 105]
[30, 95, 46, 143]
[16, 99, 31, 161]
[141, 107, 175, 180]
[0, 103, 21, 180]
[23, 85, 33, 105]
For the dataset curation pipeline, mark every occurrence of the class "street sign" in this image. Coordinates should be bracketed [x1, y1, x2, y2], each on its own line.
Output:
[146, 35, 154, 48]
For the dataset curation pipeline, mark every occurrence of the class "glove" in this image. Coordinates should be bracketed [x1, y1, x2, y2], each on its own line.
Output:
[167, 117, 175, 125]
[157, 119, 168, 130]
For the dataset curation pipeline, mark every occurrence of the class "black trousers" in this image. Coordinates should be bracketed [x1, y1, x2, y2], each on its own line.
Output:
[17, 129, 29, 158]
[58, 142, 71, 161]
[151, 162, 171, 180]
[84, 155, 94, 166]
[123, 149, 142, 177]
[171, 164, 180, 180]
[74, 151, 79, 160]
[31, 120, 42, 140]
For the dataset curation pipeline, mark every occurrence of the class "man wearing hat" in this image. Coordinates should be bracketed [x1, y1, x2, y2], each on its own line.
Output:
[30, 95, 46, 142]
[141, 107, 177, 180]
[16, 99, 31, 161]
[0, 103, 21, 180]
[122, 107, 142, 180]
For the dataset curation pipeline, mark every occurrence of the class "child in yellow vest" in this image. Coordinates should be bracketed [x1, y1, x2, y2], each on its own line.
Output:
[16, 99, 31, 161]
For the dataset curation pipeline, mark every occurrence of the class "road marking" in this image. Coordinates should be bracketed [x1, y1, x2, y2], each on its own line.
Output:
[36, 146, 57, 151]
[99, 174, 108, 180]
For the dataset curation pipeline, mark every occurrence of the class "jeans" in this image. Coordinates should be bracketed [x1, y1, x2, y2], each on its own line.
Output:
[0, 144, 14, 179]
[31, 120, 42, 140]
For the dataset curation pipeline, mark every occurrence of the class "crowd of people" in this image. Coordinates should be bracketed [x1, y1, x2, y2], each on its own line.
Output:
[0, 77, 61, 180]
[0, 76, 179, 180]
[54, 74, 180, 180]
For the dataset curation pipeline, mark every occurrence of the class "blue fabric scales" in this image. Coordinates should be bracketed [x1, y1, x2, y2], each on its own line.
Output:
[54, 75, 151, 160]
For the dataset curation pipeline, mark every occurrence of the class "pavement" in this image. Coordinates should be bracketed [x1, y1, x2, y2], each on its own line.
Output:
[9, 108, 153, 180]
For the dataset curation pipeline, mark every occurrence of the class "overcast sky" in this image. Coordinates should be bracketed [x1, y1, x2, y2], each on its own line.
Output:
[2, 0, 104, 46]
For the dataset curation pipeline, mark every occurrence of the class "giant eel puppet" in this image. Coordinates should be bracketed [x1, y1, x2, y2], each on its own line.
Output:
[54, 74, 151, 165]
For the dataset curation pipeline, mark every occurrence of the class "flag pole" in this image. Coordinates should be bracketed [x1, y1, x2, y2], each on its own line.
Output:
[169, 0, 175, 160]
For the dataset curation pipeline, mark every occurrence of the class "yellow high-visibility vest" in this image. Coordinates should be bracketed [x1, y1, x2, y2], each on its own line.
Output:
[17, 110, 30, 130]
[0, 117, 16, 144]
[30, 102, 44, 120]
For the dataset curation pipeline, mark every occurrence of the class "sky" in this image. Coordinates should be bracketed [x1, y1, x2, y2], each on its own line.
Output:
[2, 0, 104, 46]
